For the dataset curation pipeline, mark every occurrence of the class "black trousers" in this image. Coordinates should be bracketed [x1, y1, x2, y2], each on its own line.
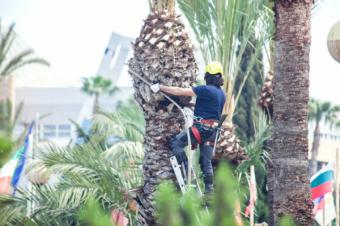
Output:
[170, 128, 214, 185]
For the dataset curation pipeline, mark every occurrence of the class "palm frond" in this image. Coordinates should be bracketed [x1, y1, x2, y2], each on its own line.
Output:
[0, 194, 32, 226]
[4, 58, 50, 75]
[0, 20, 49, 76]
[237, 110, 271, 179]
[103, 141, 143, 168]
[1, 100, 144, 225]
[0, 23, 16, 68]
[14, 140, 141, 224]
[92, 109, 144, 143]
[0, 49, 48, 75]
[178, 0, 272, 119]
[309, 98, 340, 129]
[69, 119, 91, 143]
[81, 75, 118, 97]
[37, 141, 142, 191]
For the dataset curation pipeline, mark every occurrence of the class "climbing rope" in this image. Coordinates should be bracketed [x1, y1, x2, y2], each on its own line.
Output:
[128, 70, 195, 185]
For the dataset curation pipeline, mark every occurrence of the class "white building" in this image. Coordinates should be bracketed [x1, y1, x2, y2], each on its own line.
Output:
[14, 32, 135, 146]
[15, 87, 133, 146]
[97, 32, 134, 86]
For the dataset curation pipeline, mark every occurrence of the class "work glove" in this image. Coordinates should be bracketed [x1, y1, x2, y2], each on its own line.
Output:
[150, 83, 160, 93]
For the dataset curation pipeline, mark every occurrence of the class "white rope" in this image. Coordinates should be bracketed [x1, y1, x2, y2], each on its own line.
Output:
[128, 70, 195, 185]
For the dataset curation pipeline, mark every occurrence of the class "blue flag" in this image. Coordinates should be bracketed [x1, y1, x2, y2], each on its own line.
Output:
[11, 122, 35, 194]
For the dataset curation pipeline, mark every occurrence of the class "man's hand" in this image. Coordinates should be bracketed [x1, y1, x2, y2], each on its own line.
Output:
[150, 83, 160, 93]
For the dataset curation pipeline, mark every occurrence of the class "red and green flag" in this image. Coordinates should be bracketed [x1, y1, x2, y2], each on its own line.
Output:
[0, 122, 34, 195]
[310, 162, 336, 225]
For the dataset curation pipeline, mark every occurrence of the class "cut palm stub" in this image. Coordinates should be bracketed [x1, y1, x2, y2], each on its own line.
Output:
[213, 121, 248, 167]
[258, 70, 274, 118]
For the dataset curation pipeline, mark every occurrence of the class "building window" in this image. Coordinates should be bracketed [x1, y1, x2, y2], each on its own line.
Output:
[43, 124, 56, 139]
[58, 124, 71, 137]
[105, 48, 115, 57]
[110, 45, 120, 69]
[41, 124, 71, 139]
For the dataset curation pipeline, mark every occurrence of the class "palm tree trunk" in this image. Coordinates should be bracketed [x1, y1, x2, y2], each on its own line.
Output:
[93, 94, 99, 113]
[0, 76, 14, 103]
[309, 123, 320, 176]
[136, 114, 184, 225]
[128, 4, 198, 224]
[268, 1, 313, 225]
[0, 76, 15, 122]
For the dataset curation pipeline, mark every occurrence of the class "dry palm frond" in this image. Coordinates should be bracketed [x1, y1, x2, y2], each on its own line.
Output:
[258, 70, 274, 118]
[129, 11, 198, 115]
[214, 122, 247, 167]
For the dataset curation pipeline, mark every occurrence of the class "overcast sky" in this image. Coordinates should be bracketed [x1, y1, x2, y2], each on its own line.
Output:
[0, 0, 340, 103]
[0, 0, 149, 87]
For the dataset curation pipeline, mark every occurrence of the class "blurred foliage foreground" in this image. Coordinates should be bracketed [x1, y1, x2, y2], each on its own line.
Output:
[0, 100, 294, 226]
[76, 164, 297, 226]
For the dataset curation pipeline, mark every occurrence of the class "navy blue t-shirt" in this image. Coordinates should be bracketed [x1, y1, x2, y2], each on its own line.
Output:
[192, 85, 226, 120]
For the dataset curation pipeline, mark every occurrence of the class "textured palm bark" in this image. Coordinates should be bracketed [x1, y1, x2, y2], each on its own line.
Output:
[0, 76, 15, 120]
[0, 76, 14, 103]
[128, 11, 198, 226]
[93, 94, 99, 113]
[308, 123, 320, 177]
[268, 1, 313, 225]
[136, 114, 183, 226]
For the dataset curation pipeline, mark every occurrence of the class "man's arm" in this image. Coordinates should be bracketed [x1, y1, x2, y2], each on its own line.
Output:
[159, 85, 195, 97]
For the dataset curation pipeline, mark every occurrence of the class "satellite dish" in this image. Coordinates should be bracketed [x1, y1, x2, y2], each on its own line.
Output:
[327, 21, 340, 63]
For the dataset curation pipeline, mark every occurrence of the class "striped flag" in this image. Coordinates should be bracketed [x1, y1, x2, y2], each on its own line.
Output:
[245, 166, 257, 217]
[0, 122, 34, 195]
[310, 162, 336, 225]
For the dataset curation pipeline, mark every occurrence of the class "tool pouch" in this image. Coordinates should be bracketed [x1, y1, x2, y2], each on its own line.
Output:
[192, 122, 216, 143]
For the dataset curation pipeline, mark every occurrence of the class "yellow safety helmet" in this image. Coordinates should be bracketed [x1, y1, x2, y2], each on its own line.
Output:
[205, 61, 223, 75]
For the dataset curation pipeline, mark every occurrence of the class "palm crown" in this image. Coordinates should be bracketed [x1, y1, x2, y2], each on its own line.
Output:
[0, 20, 49, 76]
[81, 75, 119, 113]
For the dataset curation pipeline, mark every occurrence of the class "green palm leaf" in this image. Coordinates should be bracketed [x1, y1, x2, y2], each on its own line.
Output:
[178, 0, 273, 117]
[92, 107, 144, 143]
[0, 20, 49, 76]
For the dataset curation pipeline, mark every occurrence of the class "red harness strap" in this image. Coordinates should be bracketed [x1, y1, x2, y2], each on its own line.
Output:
[191, 126, 202, 144]
[200, 119, 218, 128]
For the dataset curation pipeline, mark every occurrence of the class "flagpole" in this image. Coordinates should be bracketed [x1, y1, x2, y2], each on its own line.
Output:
[336, 148, 340, 226]
[250, 165, 255, 226]
[33, 112, 39, 160]
[30, 113, 39, 216]
[235, 199, 243, 226]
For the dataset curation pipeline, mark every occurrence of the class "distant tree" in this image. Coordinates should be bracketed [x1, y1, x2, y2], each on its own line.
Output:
[308, 98, 340, 176]
[0, 20, 49, 121]
[81, 75, 118, 113]
[0, 20, 49, 77]
[0, 101, 24, 166]
[233, 37, 264, 143]
[0, 100, 23, 137]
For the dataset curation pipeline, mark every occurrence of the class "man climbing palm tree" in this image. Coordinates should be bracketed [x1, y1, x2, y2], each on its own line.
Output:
[151, 61, 226, 193]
